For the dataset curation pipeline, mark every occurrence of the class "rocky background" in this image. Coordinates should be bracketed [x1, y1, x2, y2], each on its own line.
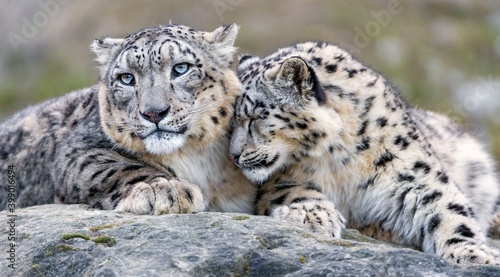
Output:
[1, 0, 500, 160]
[1, 205, 500, 276]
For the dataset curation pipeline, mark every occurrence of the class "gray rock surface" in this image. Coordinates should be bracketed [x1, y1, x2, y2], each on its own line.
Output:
[1, 204, 499, 277]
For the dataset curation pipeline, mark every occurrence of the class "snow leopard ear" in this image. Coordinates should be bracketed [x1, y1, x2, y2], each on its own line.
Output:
[206, 23, 239, 67]
[238, 55, 260, 75]
[269, 56, 326, 105]
[90, 37, 124, 65]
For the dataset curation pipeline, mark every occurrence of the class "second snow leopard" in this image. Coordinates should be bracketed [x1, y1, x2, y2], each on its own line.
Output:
[230, 41, 500, 265]
[0, 24, 256, 214]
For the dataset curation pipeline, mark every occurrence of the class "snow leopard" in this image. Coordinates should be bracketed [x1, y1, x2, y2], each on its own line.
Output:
[0, 24, 256, 215]
[230, 41, 500, 265]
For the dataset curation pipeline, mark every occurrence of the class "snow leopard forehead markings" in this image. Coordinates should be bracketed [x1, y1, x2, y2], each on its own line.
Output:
[112, 25, 203, 72]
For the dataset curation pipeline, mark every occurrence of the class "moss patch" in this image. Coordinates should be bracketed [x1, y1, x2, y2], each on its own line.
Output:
[89, 223, 118, 232]
[58, 244, 77, 251]
[62, 233, 90, 241]
[299, 255, 306, 264]
[62, 232, 116, 247]
[232, 215, 250, 221]
[91, 235, 117, 247]
[44, 247, 55, 257]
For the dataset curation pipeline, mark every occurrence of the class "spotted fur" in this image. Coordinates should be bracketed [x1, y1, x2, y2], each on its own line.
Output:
[230, 42, 500, 265]
[0, 24, 255, 214]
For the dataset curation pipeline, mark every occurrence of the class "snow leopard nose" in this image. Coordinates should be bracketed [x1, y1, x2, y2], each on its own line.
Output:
[140, 107, 170, 124]
[230, 154, 241, 166]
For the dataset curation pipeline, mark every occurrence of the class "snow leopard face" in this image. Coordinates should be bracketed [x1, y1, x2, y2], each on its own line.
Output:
[92, 24, 240, 155]
[230, 52, 336, 184]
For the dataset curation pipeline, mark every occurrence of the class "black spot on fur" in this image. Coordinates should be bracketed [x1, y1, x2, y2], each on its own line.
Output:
[408, 131, 419, 140]
[357, 120, 369, 136]
[211, 116, 219, 124]
[79, 160, 93, 172]
[111, 191, 122, 202]
[126, 175, 149, 185]
[290, 197, 310, 204]
[342, 157, 350, 165]
[311, 57, 323, 65]
[428, 214, 441, 234]
[436, 171, 449, 184]
[122, 164, 144, 172]
[394, 135, 410, 150]
[447, 203, 468, 217]
[219, 107, 227, 117]
[345, 69, 358, 78]
[92, 201, 104, 210]
[296, 122, 308, 129]
[455, 224, 475, 238]
[420, 191, 442, 206]
[376, 117, 388, 127]
[446, 238, 466, 245]
[361, 96, 376, 117]
[413, 161, 431, 174]
[90, 169, 106, 182]
[356, 137, 370, 152]
[397, 173, 415, 183]
[88, 186, 99, 197]
[271, 193, 289, 206]
[325, 64, 337, 73]
[274, 114, 290, 123]
[374, 151, 395, 167]
[107, 180, 121, 194]
[184, 188, 193, 204]
[103, 169, 118, 182]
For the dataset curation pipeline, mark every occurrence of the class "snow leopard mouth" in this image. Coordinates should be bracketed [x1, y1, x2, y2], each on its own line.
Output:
[141, 125, 189, 155]
[139, 125, 188, 139]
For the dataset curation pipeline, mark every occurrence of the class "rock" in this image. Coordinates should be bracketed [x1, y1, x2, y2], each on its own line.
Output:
[1, 204, 499, 277]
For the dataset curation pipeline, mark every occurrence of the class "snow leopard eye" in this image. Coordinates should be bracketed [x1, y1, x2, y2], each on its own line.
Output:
[172, 63, 190, 77]
[119, 73, 135, 86]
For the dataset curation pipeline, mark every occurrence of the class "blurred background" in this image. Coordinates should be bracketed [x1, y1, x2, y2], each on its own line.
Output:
[1, 0, 499, 161]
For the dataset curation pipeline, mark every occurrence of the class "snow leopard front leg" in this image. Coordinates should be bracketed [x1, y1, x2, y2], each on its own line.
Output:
[54, 147, 207, 215]
[387, 167, 500, 265]
[255, 177, 345, 238]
